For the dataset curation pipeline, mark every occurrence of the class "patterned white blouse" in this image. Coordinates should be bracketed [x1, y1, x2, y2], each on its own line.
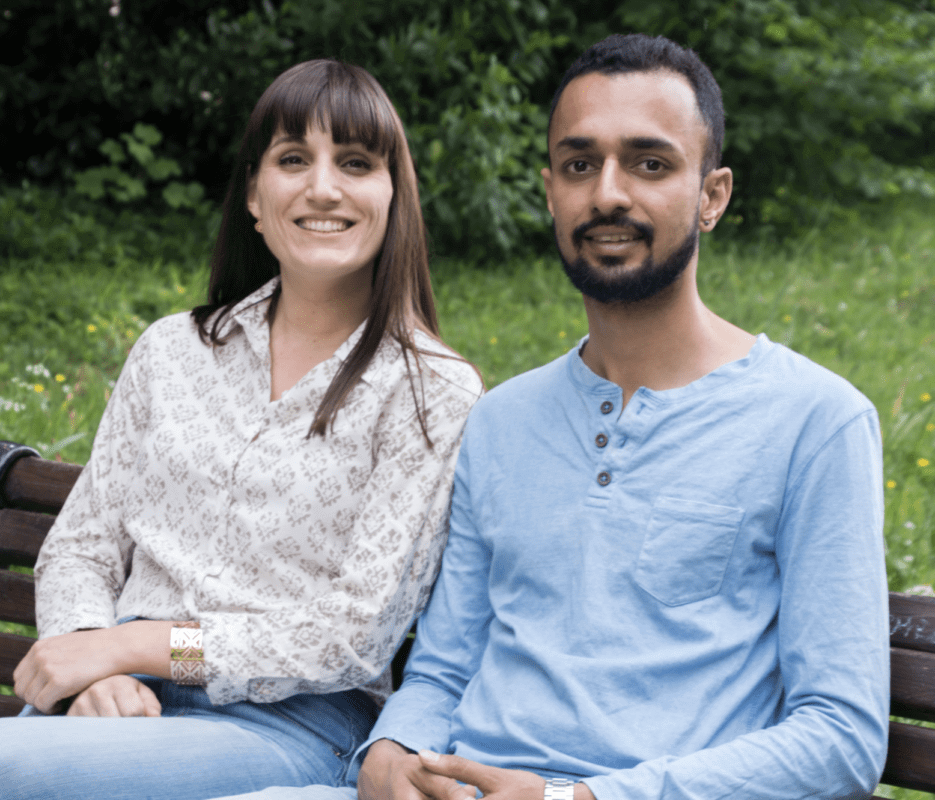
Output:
[34, 278, 483, 706]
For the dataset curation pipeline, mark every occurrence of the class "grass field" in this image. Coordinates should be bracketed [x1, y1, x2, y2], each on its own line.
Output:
[1, 186, 933, 795]
[2, 187, 933, 586]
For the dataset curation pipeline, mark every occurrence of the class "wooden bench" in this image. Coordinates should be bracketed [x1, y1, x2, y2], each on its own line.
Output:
[1, 441, 933, 795]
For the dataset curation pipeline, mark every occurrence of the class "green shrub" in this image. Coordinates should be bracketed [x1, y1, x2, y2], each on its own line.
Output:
[74, 123, 206, 209]
[2, 0, 933, 254]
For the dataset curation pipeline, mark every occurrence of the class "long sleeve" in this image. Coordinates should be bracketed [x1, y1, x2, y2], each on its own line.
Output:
[34, 332, 153, 636]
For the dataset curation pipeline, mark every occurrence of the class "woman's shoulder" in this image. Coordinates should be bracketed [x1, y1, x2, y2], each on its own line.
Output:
[128, 310, 207, 359]
[409, 330, 484, 402]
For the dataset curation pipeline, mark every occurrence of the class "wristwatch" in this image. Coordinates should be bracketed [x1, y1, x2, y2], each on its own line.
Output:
[544, 778, 576, 800]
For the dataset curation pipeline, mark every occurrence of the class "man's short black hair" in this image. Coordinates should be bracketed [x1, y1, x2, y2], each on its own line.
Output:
[549, 33, 725, 175]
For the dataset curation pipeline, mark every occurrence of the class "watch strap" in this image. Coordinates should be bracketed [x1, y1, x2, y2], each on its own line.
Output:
[544, 778, 575, 800]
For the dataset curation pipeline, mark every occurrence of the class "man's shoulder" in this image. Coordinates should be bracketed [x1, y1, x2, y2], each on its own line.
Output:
[470, 349, 571, 420]
[753, 337, 875, 419]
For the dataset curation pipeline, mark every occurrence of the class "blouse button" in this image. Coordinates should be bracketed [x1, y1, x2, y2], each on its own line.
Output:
[595, 433, 608, 448]
[597, 471, 611, 486]
[600, 400, 614, 414]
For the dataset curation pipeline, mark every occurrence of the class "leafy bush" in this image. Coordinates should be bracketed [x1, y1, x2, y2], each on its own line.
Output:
[74, 123, 206, 209]
[2, 0, 933, 254]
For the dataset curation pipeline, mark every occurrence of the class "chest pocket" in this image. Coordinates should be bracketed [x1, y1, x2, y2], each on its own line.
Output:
[634, 496, 744, 606]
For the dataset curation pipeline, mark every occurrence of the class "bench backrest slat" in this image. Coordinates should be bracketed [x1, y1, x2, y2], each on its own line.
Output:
[0, 509, 55, 567]
[0, 457, 81, 514]
[0, 631, 33, 687]
[890, 648, 935, 722]
[889, 593, 935, 654]
[0, 572, 34, 628]
[883, 721, 935, 793]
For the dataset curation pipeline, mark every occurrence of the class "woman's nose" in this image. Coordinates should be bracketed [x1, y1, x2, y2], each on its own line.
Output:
[305, 163, 341, 204]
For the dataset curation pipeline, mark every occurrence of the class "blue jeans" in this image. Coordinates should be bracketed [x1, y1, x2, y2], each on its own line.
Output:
[0, 678, 378, 800]
[212, 787, 359, 799]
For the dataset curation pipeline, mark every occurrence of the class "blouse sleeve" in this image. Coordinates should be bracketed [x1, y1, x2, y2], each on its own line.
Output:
[199, 352, 483, 705]
[34, 329, 154, 637]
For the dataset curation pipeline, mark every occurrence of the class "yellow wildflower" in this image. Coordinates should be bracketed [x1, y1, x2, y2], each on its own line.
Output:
[176, 285, 185, 294]
[489, 337, 498, 345]
[886, 480, 896, 489]
[922, 393, 932, 402]
[87, 324, 97, 333]
[927, 423, 935, 432]
[783, 314, 792, 323]
[33, 384, 44, 393]
[55, 374, 65, 383]
[559, 331, 567, 339]
[919, 458, 931, 468]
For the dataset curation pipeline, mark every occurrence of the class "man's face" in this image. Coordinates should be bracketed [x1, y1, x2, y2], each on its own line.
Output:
[542, 70, 710, 304]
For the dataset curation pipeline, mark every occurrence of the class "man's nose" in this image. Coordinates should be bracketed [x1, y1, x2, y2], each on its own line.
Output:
[592, 160, 632, 214]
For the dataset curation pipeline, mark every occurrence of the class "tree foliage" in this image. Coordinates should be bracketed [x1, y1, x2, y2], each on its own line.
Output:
[2, 0, 933, 256]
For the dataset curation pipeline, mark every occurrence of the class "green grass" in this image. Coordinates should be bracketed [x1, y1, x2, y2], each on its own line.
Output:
[2, 187, 933, 582]
[2, 186, 933, 796]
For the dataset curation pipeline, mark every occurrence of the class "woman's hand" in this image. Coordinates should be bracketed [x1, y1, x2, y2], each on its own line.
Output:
[67, 674, 162, 717]
[14, 628, 123, 713]
[13, 620, 176, 713]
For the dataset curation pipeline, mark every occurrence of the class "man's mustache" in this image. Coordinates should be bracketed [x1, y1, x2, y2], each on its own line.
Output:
[571, 213, 655, 249]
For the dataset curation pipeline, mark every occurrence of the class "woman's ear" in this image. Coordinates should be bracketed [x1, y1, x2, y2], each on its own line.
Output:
[246, 166, 260, 221]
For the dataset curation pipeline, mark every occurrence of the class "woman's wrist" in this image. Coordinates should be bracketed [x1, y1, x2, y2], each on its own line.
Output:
[169, 621, 205, 685]
[109, 620, 177, 679]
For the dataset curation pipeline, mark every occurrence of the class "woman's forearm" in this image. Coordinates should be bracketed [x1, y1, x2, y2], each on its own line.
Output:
[14, 619, 193, 712]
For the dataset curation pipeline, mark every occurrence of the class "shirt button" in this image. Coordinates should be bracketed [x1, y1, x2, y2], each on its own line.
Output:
[595, 433, 608, 448]
[600, 401, 614, 414]
[597, 471, 611, 486]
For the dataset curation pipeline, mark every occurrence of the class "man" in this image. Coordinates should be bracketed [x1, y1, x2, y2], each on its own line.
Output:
[219, 32, 889, 800]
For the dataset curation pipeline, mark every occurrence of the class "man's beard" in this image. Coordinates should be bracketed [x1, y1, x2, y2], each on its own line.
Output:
[555, 212, 698, 304]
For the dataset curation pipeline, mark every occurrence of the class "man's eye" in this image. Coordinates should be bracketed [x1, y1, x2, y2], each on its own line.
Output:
[642, 159, 663, 172]
[568, 160, 591, 174]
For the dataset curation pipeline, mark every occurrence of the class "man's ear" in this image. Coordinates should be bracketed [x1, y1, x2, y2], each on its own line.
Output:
[541, 167, 554, 217]
[698, 166, 732, 230]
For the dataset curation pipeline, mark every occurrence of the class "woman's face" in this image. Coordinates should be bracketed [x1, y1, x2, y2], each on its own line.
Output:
[247, 123, 394, 289]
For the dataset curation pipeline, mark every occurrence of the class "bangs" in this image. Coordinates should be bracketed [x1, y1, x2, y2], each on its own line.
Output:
[266, 62, 398, 161]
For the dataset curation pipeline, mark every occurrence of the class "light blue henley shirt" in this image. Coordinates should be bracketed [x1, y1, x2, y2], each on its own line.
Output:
[362, 334, 889, 800]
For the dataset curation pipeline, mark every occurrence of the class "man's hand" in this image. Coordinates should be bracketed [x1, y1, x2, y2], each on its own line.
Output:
[66, 674, 162, 717]
[359, 739, 478, 800]
[417, 751, 545, 800]
[417, 752, 597, 800]
[13, 628, 122, 713]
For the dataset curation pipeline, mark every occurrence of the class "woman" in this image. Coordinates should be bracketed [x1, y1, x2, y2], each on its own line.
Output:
[1, 60, 482, 799]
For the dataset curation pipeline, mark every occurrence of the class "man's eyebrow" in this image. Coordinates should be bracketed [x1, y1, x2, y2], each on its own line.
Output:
[553, 135, 678, 152]
[629, 137, 676, 152]
[553, 136, 596, 152]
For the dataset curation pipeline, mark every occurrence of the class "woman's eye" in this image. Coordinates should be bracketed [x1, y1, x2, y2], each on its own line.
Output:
[278, 154, 304, 166]
[343, 157, 371, 171]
